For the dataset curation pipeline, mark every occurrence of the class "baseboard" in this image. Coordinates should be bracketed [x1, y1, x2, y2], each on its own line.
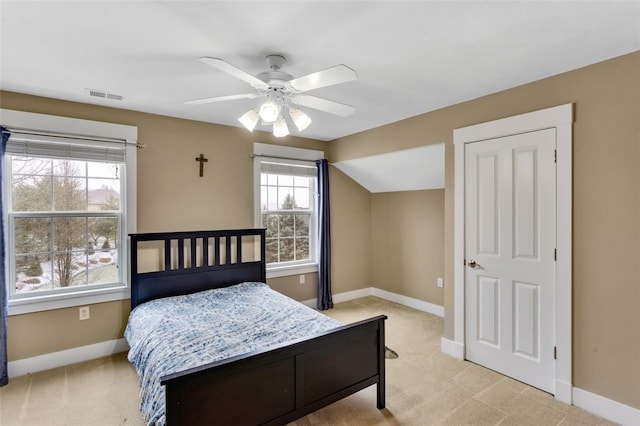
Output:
[302, 287, 445, 318]
[8, 338, 129, 378]
[300, 287, 372, 308]
[573, 387, 640, 426]
[332, 287, 374, 304]
[440, 337, 464, 360]
[370, 288, 444, 317]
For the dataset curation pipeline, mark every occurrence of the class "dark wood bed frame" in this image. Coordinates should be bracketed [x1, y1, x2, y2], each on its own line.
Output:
[129, 228, 387, 425]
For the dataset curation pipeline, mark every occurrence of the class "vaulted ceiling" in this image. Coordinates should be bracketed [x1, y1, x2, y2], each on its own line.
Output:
[1, 1, 639, 141]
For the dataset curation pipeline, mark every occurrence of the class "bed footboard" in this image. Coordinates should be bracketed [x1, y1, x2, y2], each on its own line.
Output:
[161, 315, 387, 425]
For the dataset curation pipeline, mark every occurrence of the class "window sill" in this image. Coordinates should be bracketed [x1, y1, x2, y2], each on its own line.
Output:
[7, 285, 131, 316]
[266, 263, 318, 279]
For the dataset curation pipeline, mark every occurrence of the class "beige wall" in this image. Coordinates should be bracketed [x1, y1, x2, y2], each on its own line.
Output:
[7, 300, 129, 361]
[331, 51, 640, 409]
[328, 167, 372, 294]
[267, 274, 317, 302]
[371, 190, 444, 305]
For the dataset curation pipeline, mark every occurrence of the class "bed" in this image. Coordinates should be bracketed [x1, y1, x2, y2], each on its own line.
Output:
[125, 228, 387, 425]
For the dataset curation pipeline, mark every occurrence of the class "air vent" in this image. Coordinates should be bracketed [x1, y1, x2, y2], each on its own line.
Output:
[86, 89, 124, 101]
[88, 89, 106, 98]
[106, 93, 123, 101]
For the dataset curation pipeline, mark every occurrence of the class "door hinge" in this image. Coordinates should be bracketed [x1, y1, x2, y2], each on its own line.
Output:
[554, 149, 557, 163]
[554, 346, 557, 360]
[554, 248, 557, 261]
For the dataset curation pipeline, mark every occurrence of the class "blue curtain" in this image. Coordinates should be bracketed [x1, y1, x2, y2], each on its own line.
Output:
[316, 159, 333, 310]
[1, 127, 10, 386]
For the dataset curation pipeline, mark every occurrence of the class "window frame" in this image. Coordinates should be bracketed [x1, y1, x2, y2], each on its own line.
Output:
[261, 167, 317, 267]
[1, 109, 137, 315]
[253, 143, 323, 279]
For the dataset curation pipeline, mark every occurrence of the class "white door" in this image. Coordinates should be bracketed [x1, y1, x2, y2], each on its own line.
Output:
[465, 128, 556, 393]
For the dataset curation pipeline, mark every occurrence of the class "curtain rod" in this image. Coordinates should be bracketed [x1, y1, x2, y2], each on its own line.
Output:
[249, 153, 331, 164]
[2, 127, 145, 149]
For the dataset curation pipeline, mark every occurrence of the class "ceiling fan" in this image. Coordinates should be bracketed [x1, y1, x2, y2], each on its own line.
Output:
[184, 54, 358, 137]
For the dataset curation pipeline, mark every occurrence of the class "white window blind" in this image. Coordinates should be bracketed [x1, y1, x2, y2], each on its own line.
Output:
[5, 131, 126, 163]
[260, 161, 317, 177]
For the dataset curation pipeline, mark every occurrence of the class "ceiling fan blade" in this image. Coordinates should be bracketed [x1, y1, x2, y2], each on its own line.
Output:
[199, 57, 269, 90]
[291, 95, 356, 117]
[286, 65, 357, 92]
[184, 93, 261, 105]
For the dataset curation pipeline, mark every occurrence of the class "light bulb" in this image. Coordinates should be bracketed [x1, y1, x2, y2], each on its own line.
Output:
[289, 108, 312, 131]
[273, 117, 289, 137]
[238, 109, 259, 131]
[259, 100, 280, 123]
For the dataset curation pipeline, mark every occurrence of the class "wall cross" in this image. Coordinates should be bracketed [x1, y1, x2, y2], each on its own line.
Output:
[195, 153, 208, 177]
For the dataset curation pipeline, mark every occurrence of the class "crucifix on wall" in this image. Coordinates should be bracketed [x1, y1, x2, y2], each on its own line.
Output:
[195, 153, 208, 177]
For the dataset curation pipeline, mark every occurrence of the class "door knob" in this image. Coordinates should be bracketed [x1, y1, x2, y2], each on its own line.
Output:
[468, 260, 479, 268]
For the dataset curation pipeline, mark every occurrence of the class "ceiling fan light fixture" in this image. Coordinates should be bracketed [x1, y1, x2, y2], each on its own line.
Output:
[258, 99, 280, 123]
[238, 109, 259, 131]
[190, 55, 357, 136]
[289, 108, 312, 131]
[273, 117, 289, 138]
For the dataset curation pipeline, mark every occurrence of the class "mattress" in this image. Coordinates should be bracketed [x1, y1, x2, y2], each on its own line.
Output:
[125, 281, 342, 425]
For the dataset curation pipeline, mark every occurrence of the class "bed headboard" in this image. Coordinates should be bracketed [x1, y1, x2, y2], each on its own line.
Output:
[129, 228, 266, 309]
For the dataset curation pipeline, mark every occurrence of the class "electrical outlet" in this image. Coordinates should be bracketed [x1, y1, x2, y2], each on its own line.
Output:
[299, 274, 305, 284]
[79, 306, 90, 320]
[436, 277, 444, 288]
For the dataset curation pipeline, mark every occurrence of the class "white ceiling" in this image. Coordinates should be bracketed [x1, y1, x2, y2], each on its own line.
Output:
[1, 1, 639, 142]
[334, 144, 445, 193]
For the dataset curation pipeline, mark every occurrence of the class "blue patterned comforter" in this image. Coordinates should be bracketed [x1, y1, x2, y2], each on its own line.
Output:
[125, 282, 342, 425]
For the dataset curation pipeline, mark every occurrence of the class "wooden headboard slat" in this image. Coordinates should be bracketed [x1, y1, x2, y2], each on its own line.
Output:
[236, 234, 242, 263]
[164, 239, 171, 273]
[190, 238, 197, 268]
[177, 238, 184, 270]
[214, 236, 220, 266]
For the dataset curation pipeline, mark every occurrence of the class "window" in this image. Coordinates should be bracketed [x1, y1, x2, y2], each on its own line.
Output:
[253, 143, 322, 277]
[2, 109, 137, 314]
[261, 162, 316, 265]
[9, 156, 122, 297]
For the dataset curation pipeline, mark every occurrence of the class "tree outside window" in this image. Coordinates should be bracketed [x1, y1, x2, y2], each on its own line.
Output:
[260, 167, 315, 266]
[10, 157, 122, 295]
